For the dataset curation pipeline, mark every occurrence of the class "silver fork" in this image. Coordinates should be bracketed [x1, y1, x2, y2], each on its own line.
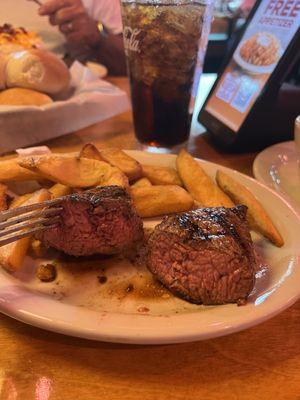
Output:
[0, 198, 63, 247]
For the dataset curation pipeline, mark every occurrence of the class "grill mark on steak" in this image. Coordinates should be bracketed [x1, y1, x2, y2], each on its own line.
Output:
[176, 205, 247, 245]
[206, 206, 250, 254]
[147, 206, 256, 305]
[68, 186, 128, 205]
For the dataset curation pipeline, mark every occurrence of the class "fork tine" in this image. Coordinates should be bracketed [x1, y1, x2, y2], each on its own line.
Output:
[0, 207, 63, 230]
[0, 224, 58, 247]
[0, 215, 61, 239]
[0, 196, 64, 247]
[0, 198, 62, 223]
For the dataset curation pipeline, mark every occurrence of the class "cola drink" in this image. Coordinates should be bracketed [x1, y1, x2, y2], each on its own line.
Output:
[121, 1, 211, 147]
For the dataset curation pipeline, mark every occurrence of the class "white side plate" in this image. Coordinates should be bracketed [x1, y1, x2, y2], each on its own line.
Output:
[253, 141, 300, 211]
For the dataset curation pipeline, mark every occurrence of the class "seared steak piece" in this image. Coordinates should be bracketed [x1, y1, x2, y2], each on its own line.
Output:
[147, 206, 256, 305]
[38, 186, 143, 256]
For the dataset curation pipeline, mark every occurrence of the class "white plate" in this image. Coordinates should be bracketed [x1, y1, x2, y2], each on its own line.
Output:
[0, 150, 299, 345]
[253, 141, 300, 210]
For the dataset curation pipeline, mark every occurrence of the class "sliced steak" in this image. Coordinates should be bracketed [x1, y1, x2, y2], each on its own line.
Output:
[38, 186, 143, 256]
[147, 206, 256, 305]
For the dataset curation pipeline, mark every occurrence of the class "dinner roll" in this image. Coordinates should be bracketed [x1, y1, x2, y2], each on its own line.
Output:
[0, 55, 7, 90]
[0, 43, 24, 90]
[0, 44, 24, 89]
[0, 43, 25, 55]
[0, 88, 53, 106]
[3, 49, 70, 95]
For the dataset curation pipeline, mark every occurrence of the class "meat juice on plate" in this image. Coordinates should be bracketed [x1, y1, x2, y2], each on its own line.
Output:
[121, 1, 208, 146]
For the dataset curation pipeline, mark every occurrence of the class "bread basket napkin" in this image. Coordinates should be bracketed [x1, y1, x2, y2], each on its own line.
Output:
[0, 61, 130, 154]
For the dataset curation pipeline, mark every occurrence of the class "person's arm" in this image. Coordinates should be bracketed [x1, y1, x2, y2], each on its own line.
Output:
[89, 32, 126, 76]
[38, 0, 126, 75]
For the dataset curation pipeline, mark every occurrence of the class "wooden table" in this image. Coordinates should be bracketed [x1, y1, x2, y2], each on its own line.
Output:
[0, 78, 299, 400]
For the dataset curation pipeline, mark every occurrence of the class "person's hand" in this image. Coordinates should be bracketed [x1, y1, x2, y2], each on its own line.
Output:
[38, 0, 101, 46]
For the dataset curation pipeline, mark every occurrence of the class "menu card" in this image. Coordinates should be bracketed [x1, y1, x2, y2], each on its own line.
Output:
[205, 0, 300, 132]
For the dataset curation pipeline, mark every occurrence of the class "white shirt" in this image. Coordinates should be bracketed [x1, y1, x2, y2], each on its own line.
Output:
[82, 0, 123, 35]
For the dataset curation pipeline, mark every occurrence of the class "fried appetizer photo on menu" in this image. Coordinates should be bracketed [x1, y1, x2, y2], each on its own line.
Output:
[239, 32, 280, 66]
[148, 206, 256, 305]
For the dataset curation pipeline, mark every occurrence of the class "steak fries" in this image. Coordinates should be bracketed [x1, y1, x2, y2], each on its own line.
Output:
[0, 145, 284, 277]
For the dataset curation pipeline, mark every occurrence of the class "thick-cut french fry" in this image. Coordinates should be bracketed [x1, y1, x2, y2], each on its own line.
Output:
[49, 183, 72, 198]
[0, 184, 7, 211]
[0, 158, 40, 182]
[98, 148, 143, 181]
[79, 143, 102, 161]
[193, 200, 202, 209]
[31, 184, 64, 256]
[9, 193, 32, 209]
[0, 189, 50, 271]
[19, 154, 127, 188]
[30, 239, 46, 258]
[131, 185, 194, 218]
[176, 149, 234, 207]
[131, 177, 152, 189]
[28, 185, 68, 256]
[78, 145, 129, 189]
[79, 144, 142, 181]
[216, 170, 284, 247]
[106, 167, 129, 188]
[142, 165, 183, 186]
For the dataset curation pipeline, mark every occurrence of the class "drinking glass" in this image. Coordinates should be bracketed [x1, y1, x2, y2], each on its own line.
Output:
[120, 0, 214, 147]
[295, 115, 300, 157]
